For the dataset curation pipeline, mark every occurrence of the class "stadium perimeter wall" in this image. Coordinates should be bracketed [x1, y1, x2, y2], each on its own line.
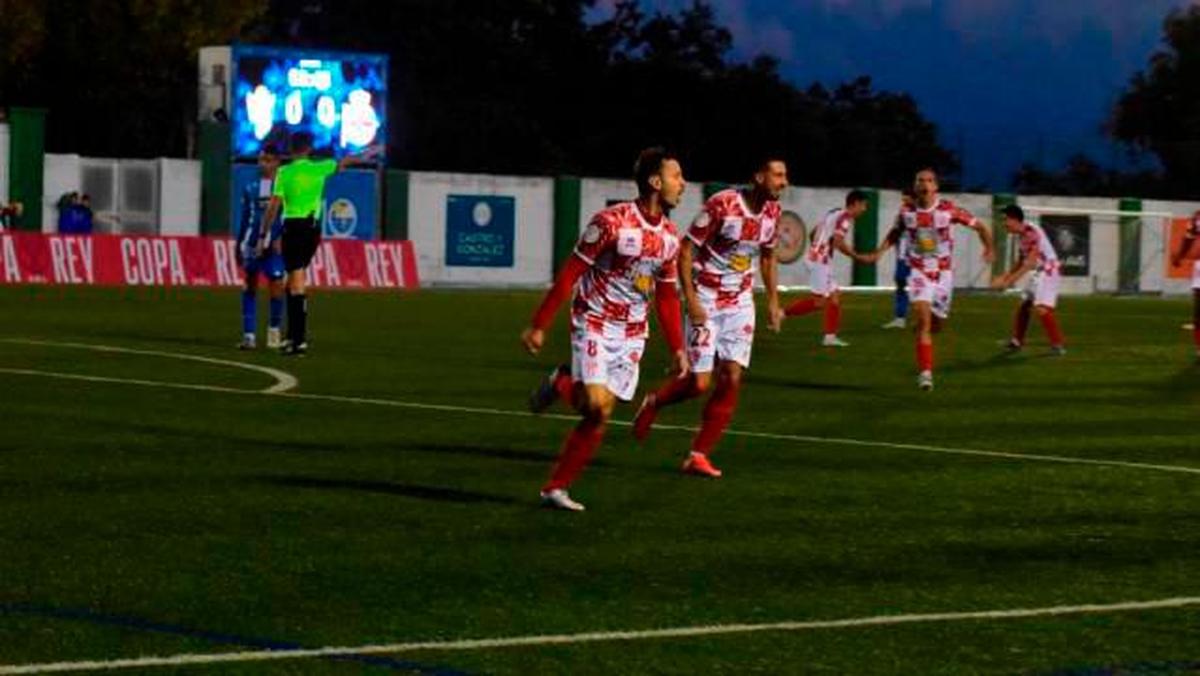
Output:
[401, 172, 1200, 294]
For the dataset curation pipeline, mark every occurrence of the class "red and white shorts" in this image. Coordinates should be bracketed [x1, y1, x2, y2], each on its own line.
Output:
[687, 300, 756, 374]
[907, 270, 954, 319]
[1025, 271, 1060, 308]
[807, 261, 838, 298]
[571, 328, 645, 402]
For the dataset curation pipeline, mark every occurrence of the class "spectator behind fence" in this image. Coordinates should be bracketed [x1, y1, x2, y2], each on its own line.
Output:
[56, 192, 94, 234]
[0, 201, 23, 231]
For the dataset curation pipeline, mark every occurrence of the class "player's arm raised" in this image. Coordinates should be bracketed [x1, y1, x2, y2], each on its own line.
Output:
[337, 144, 385, 173]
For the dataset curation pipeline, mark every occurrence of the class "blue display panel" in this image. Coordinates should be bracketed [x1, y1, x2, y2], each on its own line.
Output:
[231, 45, 388, 160]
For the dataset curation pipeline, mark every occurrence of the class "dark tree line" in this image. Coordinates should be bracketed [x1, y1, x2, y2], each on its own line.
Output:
[1017, 5, 1200, 198]
[6, 0, 960, 186]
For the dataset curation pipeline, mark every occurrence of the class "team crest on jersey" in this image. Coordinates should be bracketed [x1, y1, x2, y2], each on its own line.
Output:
[583, 223, 601, 244]
[617, 229, 643, 256]
[730, 254, 752, 272]
[633, 272, 654, 297]
[915, 228, 938, 254]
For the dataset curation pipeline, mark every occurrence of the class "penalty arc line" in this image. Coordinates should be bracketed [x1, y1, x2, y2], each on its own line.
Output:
[2, 596, 1199, 673]
[1, 365, 1199, 477]
[0, 339, 298, 394]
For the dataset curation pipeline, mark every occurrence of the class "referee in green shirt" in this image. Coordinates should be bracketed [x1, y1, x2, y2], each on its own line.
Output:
[260, 131, 381, 355]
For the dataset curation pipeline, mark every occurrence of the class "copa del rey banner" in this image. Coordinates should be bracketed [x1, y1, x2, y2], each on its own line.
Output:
[0, 232, 419, 289]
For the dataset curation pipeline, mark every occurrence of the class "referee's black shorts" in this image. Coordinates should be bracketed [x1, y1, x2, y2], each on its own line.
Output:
[282, 216, 320, 272]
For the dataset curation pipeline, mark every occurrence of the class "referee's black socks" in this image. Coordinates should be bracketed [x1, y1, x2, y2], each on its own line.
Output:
[287, 293, 308, 345]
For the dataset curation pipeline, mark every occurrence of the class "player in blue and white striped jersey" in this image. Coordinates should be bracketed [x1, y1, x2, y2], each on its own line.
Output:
[235, 149, 286, 350]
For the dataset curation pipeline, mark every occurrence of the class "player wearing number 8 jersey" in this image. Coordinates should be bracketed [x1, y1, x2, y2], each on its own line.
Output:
[874, 168, 994, 390]
[522, 148, 688, 511]
[630, 157, 788, 478]
[992, 205, 1066, 354]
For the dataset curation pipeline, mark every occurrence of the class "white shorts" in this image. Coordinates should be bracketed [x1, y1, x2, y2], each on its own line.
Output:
[907, 271, 954, 319]
[808, 261, 838, 298]
[571, 329, 645, 402]
[1192, 261, 1200, 290]
[687, 303, 756, 374]
[1025, 271, 1060, 308]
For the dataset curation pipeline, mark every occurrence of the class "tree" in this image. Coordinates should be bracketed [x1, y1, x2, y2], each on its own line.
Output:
[1, 0, 267, 157]
[1110, 5, 1200, 197]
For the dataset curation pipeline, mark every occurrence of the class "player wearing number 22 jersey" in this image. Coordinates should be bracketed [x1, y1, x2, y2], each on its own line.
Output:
[874, 168, 994, 390]
[631, 157, 788, 479]
[521, 148, 688, 512]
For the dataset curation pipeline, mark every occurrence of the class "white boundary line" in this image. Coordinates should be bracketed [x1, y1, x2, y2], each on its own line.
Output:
[2, 596, 1199, 673]
[1, 361, 1199, 477]
[0, 339, 298, 394]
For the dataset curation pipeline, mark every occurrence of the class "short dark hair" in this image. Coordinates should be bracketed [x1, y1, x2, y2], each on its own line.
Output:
[634, 147, 677, 197]
[752, 154, 786, 177]
[290, 131, 314, 154]
[846, 189, 869, 207]
[916, 167, 938, 179]
[1004, 205, 1025, 221]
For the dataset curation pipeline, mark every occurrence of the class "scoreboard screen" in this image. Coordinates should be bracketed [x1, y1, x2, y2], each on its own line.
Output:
[231, 45, 388, 159]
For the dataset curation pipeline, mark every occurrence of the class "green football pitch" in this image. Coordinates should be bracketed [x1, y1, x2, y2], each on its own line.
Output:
[1, 285, 1198, 675]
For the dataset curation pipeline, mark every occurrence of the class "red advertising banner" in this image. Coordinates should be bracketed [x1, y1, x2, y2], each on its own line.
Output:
[0, 233, 419, 290]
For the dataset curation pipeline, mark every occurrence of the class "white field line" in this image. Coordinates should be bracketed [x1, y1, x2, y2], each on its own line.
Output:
[2, 596, 1199, 674]
[1, 359, 1199, 478]
[0, 339, 297, 393]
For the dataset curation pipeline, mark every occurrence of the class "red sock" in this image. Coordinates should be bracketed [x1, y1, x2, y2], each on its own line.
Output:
[822, 301, 842, 335]
[543, 420, 607, 492]
[1013, 302, 1031, 344]
[654, 374, 701, 408]
[785, 297, 819, 317]
[553, 369, 577, 409]
[1040, 310, 1065, 347]
[916, 341, 934, 372]
[1193, 327, 1200, 349]
[692, 381, 740, 455]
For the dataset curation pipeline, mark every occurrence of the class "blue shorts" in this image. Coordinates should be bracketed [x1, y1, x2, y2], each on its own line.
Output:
[894, 259, 911, 286]
[241, 252, 285, 282]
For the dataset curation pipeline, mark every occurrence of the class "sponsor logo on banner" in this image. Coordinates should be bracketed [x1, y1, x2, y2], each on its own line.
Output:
[326, 199, 359, 239]
[445, 194, 516, 267]
[0, 233, 419, 290]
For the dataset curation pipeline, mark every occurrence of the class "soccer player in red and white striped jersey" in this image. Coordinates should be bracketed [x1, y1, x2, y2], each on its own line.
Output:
[874, 169, 994, 390]
[992, 205, 1066, 354]
[631, 157, 788, 478]
[522, 148, 688, 511]
[784, 190, 877, 346]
